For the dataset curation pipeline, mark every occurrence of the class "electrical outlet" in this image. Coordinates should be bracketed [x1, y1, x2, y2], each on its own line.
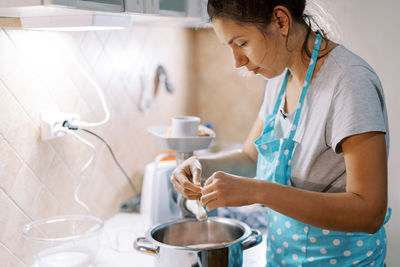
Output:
[40, 108, 80, 141]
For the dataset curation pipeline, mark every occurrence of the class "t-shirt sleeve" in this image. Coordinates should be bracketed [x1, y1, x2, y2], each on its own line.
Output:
[326, 66, 387, 153]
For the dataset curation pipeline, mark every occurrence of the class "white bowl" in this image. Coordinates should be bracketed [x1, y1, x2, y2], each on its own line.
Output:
[148, 125, 215, 152]
[23, 215, 103, 267]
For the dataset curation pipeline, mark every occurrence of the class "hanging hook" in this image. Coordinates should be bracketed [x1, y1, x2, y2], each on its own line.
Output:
[154, 65, 174, 95]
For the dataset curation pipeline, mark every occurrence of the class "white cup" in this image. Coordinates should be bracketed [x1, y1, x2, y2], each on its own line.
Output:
[171, 116, 200, 137]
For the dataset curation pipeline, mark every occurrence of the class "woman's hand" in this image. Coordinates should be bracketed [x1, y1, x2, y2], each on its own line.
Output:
[200, 171, 256, 211]
[170, 156, 202, 200]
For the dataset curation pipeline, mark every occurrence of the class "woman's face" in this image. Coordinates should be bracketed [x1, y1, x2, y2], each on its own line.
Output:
[212, 18, 290, 79]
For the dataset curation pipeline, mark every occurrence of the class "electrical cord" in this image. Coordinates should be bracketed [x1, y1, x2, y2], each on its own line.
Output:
[79, 128, 139, 196]
[67, 130, 96, 215]
[62, 121, 140, 212]
[56, 36, 110, 128]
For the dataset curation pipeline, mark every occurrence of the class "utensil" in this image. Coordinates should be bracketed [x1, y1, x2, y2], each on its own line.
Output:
[196, 199, 208, 221]
[186, 199, 208, 221]
[134, 217, 262, 267]
[148, 118, 216, 221]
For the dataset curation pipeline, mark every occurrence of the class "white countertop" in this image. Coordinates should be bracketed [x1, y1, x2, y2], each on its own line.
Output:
[95, 213, 267, 267]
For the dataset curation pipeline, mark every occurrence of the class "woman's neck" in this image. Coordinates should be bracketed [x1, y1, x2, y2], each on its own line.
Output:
[286, 25, 336, 87]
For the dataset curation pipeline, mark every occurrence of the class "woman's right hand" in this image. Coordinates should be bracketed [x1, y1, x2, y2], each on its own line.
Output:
[170, 156, 202, 200]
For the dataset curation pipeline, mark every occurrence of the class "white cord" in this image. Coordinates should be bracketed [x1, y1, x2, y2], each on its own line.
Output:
[62, 40, 110, 128]
[68, 130, 96, 215]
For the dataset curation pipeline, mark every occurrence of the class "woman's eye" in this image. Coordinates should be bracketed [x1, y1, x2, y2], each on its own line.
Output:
[238, 41, 248, 48]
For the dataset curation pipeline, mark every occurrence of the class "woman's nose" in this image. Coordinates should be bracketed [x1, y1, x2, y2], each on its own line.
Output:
[232, 48, 248, 68]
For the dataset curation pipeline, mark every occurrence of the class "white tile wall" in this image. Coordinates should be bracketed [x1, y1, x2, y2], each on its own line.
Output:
[0, 25, 192, 265]
[0, 22, 264, 265]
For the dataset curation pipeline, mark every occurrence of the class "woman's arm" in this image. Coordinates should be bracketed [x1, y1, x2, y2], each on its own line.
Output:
[199, 117, 263, 178]
[201, 131, 388, 234]
[170, 117, 264, 199]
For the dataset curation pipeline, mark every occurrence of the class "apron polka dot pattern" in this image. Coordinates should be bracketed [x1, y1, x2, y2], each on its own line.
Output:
[254, 34, 389, 266]
[266, 210, 388, 266]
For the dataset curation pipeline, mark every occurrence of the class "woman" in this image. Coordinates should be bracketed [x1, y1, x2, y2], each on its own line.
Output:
[171, 0, 390, 266]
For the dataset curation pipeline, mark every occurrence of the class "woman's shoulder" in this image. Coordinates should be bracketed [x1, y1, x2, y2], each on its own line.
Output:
[320, 45, 383, 97]
[328, 45, 378, 78]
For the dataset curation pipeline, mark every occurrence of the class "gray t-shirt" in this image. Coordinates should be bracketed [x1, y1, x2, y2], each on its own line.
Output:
[258, 45, 389, 193]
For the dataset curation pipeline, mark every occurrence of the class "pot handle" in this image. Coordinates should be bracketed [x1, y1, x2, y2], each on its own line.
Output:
[133, 237, 159, 255]
[241, 229, 262, 250]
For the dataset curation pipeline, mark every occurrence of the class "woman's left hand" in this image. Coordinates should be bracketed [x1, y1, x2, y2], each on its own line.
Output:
[200, 171, 256, 211]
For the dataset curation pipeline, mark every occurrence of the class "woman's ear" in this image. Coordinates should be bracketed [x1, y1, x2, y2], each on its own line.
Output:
[272, 6, 291, 36]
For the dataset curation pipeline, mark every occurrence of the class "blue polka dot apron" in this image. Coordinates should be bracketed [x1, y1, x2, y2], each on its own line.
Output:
[254, 34, 390, 267]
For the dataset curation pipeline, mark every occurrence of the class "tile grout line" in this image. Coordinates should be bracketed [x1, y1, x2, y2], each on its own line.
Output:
[0, 77, 40, 134]
[0, 186, 33, 222]
[0, 117, 61, 215]
[0, 29, 47, 127]
[0, 87, 76, 219]
[0, 28, 132, 221]
[76, 31, 101, 75]
[44, 30, 99, 117]
[58, 34, 111, 120]
[1, 28, 85, 130]
[0, 28, 97, 214]
[1, 127, 73, 203]
[0, 240, 28, 267]
[34, 151, 69, 215]
[0, 137, 36, 223]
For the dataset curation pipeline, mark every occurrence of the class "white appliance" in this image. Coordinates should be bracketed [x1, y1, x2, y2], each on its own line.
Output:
[140, 155, 179, 228]
[140, 123, 215, 227]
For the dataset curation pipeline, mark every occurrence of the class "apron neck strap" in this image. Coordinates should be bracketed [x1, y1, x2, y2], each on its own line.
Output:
[270, 33, 323, 139]
[289, 33, 322, 139]
[272, 70, 291, 115]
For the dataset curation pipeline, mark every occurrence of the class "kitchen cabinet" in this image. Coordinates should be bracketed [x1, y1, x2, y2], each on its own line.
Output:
[1, 0, 207, 18]
[0, 0, 124, 12]
[124, 0, 159, 15]
[0, 0, 40, 7]
[144, 0, 159, 14]
[47, 0, 124, 12]
[126, 0, 207, 18]
[0, 0, 208, 28]
[159, 0, 207, 18]
[125, 0, 143, 13]
[186, 0, 208, 18]
[0, 0, 131, 29]
[159, 0, 185, 16]
[125, 0, 209, 28]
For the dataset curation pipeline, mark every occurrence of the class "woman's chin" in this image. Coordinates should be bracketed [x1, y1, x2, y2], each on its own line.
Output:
[258, 70, 273, 79]
[258, 69, 282, 79]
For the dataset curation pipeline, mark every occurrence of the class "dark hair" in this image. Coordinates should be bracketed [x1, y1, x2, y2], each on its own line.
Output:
[207, 0, 328, 59]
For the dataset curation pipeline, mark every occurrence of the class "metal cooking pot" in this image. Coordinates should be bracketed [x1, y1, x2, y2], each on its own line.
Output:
[134, 217, 262, 267]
